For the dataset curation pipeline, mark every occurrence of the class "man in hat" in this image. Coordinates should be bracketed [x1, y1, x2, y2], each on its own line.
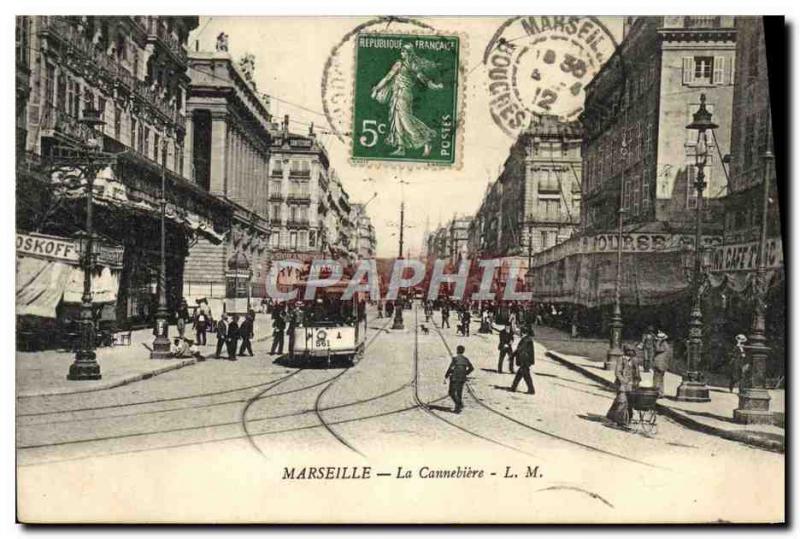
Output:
[215, 314, 228, 359]
[444, 344, 474, 413]
[729, 334, 749, 393]
[497, 324, 515, 374]
[652, 331, 671, 397]
[239, 312, 254, 357]
[638, 325, 657, 372]
[270, 307, 286, 355]
[509, 325, 536, 394]
[227, 315, 240, 361]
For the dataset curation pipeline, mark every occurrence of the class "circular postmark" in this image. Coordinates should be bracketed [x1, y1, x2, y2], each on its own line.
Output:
[483, 16, 618, 138]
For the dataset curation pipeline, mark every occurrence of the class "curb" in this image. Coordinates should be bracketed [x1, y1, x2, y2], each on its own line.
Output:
[17, 358, 198, 399]
[544, 350, 785, 454]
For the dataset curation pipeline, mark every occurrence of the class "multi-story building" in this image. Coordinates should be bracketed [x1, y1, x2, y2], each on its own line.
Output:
[466, 181, 503, 258]
[581, 16, 736, 232]
[712, 16, 784, 377]
[499, 115, 582, 260]
[426, 224, 450, 261]
[182, 45, 272, 313]
[327, 171, 357, 260]
[267, 116, 329, 260]
[16, 16, 232, 329]
[448, 216, 473, 264]
[352, 203, 377, 259]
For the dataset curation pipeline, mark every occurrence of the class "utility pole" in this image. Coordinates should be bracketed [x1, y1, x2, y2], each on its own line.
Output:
[398, 200, 405, 259]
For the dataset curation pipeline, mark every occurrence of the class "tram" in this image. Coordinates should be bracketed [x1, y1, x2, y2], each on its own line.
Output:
[289, 281, 368, 365]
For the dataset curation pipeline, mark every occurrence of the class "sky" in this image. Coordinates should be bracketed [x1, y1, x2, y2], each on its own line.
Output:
[188, 17, 624, 258]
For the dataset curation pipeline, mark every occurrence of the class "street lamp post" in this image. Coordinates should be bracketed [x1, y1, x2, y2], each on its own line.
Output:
[605, 135, 627, 370]
[734, 142, 775, 423]
[151, 140, 171, 359]
[676, 94, 714, 402]
[392, 198, 405, 330]
[67, 107, 106, 381]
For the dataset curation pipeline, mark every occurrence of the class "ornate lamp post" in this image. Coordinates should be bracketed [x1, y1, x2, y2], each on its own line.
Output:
[605, 134, 627, 370]
[151, 139, 171, 359]
[67, 106, 106, 380]
[676, 94, 715, 402]
[392, 198, 406, 330]
[734, 141, 775, 423]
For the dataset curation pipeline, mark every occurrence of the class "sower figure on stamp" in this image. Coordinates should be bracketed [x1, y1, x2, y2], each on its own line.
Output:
[371, 43, 443, 157]
[509, 325, 536, 394]
[444, 344, 474, 414]
[497, 324, 515, 374]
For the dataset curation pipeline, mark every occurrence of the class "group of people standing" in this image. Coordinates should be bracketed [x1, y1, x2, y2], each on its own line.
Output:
[171, 299, 256, 362]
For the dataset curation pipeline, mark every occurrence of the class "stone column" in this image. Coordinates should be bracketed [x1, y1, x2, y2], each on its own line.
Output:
[209, 110, 228, 195]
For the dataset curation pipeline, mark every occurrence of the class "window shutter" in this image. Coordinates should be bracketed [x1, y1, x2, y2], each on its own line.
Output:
[713, 56, 725, 84]
[683, 57, 694, 84]
[728, 56, 735, 84]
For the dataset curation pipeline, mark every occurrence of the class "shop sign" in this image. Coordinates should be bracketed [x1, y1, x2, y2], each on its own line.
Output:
[710, 237, 783, 273]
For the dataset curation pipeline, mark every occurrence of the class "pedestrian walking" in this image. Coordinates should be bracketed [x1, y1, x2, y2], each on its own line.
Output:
[652, 330, 671, 397]
[441, 304, 450, 328]
[238, 313, 254, 357]
[509, 325, 536, 394]
[444, 344, 474, 414]
[460, 309, 470, 336]
[606, 345, 641, 428]
[728, 334, 750, 393]
[227, 314, 240, 360]
[271, 308, 286, 355]
[638, 325, 656, 372]
[194, 309, 208, 345]
[497, 325, 515, 374]
[287, 306, 298, 355]
[215, 314, 228, 359]
[176, 312, 186, 339]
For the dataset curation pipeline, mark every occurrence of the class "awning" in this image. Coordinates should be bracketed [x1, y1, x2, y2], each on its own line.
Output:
[528, 231, 723, 307]
[16, 256, 71, 318]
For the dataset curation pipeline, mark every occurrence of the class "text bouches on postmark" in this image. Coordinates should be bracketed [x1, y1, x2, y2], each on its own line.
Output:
[484, 16, 618, 138]
[351, 33, 460, 166]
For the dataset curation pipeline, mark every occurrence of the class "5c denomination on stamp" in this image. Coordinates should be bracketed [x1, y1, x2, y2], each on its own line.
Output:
[484, 16, 618, 138]
[352, 33, 460, 165]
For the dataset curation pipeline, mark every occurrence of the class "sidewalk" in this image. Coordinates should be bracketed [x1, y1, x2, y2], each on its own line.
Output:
[16, 315, 274, 398]
[534, 325, 785, 453]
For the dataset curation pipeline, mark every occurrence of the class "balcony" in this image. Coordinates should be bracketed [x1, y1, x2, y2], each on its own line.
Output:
[39, 17, 180, 127]
[288, 170, 311, 179]
[286, 217, 310, 228]
[40, 105, 96, 146]
[269, 192, 284, 201]
[146, 18, 188, 66]
[287, 191, 311, 203]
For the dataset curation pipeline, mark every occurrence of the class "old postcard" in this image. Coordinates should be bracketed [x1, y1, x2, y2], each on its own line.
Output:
[14, 15, 786, 524]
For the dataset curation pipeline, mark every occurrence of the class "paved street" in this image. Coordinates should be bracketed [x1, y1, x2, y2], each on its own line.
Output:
[17, 305, 784, 523]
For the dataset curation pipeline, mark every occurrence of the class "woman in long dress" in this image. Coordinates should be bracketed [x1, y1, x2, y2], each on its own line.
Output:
[606, 346, 641, 428]
[371, 44, 444, 157]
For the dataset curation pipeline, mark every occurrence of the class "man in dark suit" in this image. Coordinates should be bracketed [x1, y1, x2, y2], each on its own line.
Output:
[238, 313, 254, 357]
[215, 314, 228, 359]
[444, 345, 474, 413]
[227, 314, 240, 361]
[497, 325, 515, 374]
[270, 308, 286, 355]
[509, 325, 536, 394]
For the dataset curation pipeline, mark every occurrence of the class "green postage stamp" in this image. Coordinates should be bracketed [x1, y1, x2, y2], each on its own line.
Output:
[351, 33, 460, 166]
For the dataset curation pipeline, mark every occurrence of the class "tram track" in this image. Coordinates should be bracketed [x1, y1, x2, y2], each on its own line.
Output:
[431, 325, 664, 470]
[411, 307, 536, 457]
[245, 316, 394, 458]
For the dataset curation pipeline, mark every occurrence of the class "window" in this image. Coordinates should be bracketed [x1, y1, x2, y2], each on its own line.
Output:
[538, 198, 560, 217]
[154, 134, 160, 161]
[298, 231, 307, 248]
[55, 71, 65, 112]
[289, 231, 298, 249]
[538, 169, 560, 193]
[309, 230, 317, 247]
[131, 118, 137, 149]
[270, 203, 281, 221]
[694, 56, 713, 83]
[114, 107, 121, 139]
[270, 230, 280, 247]
[143, 127, 150, 156]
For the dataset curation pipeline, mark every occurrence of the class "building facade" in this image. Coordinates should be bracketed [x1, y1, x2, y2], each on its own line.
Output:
[352, 203, 377, 259]
[16, 16, 233, 330]
[581, 16, 736, 233]
[182, 47, 272, 313]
